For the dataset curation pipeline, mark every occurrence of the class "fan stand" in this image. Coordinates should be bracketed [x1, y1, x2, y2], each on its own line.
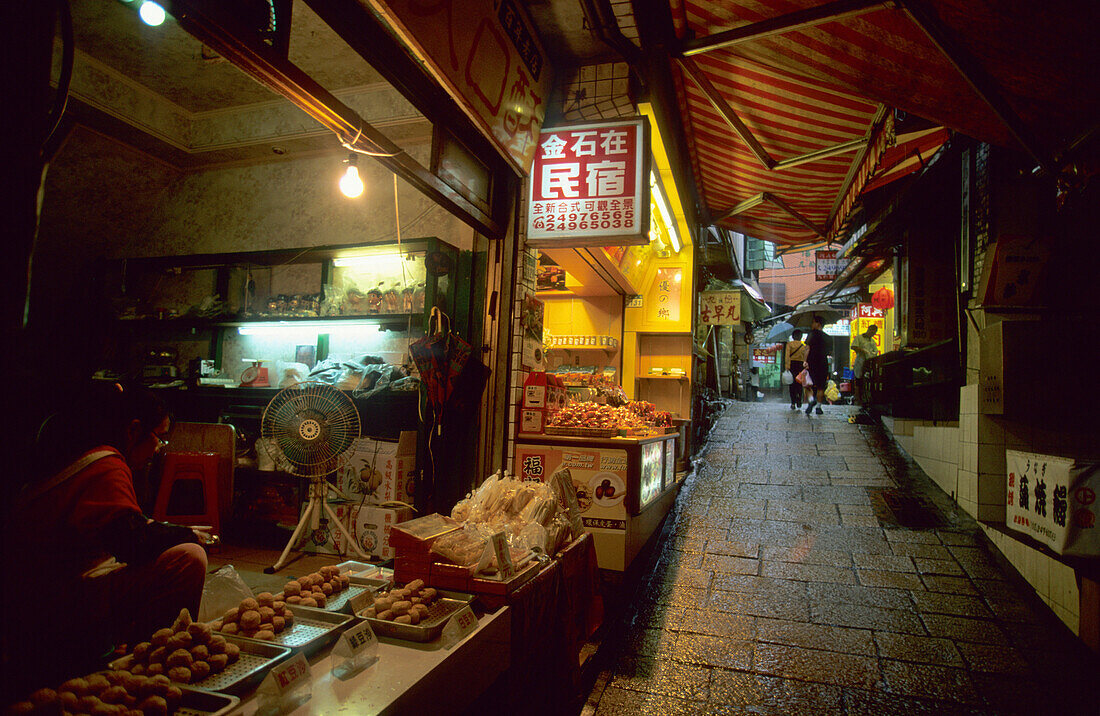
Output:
[264, 475, 369, 573]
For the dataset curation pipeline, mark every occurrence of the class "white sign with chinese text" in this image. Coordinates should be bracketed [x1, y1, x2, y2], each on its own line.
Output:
[260, 652, 311, 697]
[527, 118, 650, 247]
[1006, 450, 1100, 556]
[441, 605, 479, 649]
[815, 249, 849, 281]
[699, 291, 740, 325]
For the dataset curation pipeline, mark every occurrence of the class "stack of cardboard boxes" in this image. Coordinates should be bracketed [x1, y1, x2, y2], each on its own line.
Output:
[300, 431, 416, 559]
[518, 371, 567, 434]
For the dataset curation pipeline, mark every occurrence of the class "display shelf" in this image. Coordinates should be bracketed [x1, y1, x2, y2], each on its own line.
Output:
[116, 313, 422, 328]
[547, 344, 617, 354]
[638, 374, 688, 381]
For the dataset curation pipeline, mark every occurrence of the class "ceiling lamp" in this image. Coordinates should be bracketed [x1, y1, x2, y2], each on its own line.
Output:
[339, 154, 364, 198]
[138, 1, 167, 26]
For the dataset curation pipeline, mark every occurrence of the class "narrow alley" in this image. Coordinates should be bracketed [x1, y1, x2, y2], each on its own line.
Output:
[585, 402, 1096, 715]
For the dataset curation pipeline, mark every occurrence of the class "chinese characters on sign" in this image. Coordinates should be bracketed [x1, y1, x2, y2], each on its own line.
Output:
[267, 652, 311, 695]
[851, 303, 885, 320]
[527, 118, 650, 246]
[647, 268, 682, 323]
[1005, 450, 1100, 556]
[752, 349, 777, 365]
[815, 250, 849, 281]
[699, 291, 740, 325]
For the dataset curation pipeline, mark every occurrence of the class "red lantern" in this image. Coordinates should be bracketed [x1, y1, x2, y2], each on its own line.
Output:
[872, 287, 894, 311]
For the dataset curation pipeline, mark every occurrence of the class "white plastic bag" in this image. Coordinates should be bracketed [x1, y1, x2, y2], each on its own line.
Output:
[198, 565, 254, 622]
[781, 370, 794, 385]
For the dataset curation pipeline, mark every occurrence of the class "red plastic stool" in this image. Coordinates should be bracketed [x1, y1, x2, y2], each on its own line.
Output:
[153, 451, 220, 537]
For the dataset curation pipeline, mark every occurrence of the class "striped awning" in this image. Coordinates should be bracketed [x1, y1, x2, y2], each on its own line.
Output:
[667, 0, 1098, 248]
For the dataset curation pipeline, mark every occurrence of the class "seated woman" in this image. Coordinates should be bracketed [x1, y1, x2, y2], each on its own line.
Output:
[2, 383, 207, 690]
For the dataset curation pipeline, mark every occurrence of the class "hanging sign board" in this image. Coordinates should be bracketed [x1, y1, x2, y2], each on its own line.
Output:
[368, 0, 551, 175]
[699, 291, 740, 325]
[527, 118, 650, 247]
[815, 250, 848, 281]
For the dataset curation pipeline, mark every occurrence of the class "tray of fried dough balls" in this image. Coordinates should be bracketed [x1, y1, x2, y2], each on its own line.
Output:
[211, 591, 354, 656]
[279, 565, 388, 614]
[110, 609, 291, 696]
[357, 579, 476, 642]
[4, 671, 240, 716]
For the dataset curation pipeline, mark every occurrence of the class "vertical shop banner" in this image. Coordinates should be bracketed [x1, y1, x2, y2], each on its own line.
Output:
[646, 268, 682, 323]
[1006, 451, 1100, 556]
[527, 118, 650, 247]
[368, 0, 551, 174]
[515, 444, 628, 531]
[699, 291, 740, 325]
[815, 250, 848, 281]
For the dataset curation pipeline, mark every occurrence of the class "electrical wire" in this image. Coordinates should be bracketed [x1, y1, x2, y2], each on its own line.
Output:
[340, 124, 404, 158]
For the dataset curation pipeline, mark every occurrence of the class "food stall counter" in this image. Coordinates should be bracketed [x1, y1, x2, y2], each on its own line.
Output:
[235, 606, 510, 715]
[514, 431, 680, 571]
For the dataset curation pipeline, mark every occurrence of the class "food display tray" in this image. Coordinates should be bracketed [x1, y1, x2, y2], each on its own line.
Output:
[544, 426, 619, 438]
[176, 686, 240, 716]
[357, 589, 476, 643]
[230, 605, 354, 656]
[111, 635, 290, 696]
[325, 576, 390, 614]
[335, 560, 384, 578]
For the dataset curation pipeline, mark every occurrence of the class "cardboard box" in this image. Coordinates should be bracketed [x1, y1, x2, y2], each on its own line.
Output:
[336, 432, 417, 504]
[351, 504, 415, 560]
[297, 501, 354, 555]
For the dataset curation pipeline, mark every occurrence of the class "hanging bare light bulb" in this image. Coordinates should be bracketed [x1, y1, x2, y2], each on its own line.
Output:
[339, 154, 364, 198]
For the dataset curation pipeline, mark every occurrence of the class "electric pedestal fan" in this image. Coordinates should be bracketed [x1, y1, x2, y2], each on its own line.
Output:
[260, 381, 370, 573]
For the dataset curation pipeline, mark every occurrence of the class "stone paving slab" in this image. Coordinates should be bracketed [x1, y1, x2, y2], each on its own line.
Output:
[584, 402, 1097, 715]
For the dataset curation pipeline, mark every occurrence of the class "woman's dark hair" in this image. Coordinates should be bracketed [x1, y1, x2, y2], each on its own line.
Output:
[35, 382, 168, 478]
[792, 329, 803, 340]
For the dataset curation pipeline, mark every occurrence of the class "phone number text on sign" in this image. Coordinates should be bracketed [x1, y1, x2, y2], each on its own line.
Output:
[527, 118, 649, 246]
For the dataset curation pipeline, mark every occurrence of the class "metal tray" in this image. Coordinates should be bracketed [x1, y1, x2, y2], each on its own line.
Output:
[176, 686, 240, 716]
[324, 576, 390, 614]
[357, 589, 476, 643]
[335, 560, 383, 578]
[112, 635, 291, 696]
[229, 605, 354, 655]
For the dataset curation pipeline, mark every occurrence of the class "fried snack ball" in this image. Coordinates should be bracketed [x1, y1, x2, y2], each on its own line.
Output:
[320, 582, 333, 596]
[407, 579, 425, 591]
[27, 689, 58, 706]
[151, 628, 173, 647]
[239, 610, 262, 630]
[137, 695, 168, 716]
[59, 678, 89, 697]
[309, 572, 323, 585]
[395, 614, 412, 624]
[339, 574, 350, 589]
[207, 653, 229, 672]
[86, 675, 110, 694]
[59, 691, 79, 711]
[412, 604, 429, 617]
[258, 606, 275, 621]
[239, 597, 259, 611]
[377, 610, 394, 621]
[167, 632, 193, 650]
[286, 595, 301, 605]
[187, 621, 212, 643]
[223, 607, 240, 623]
[314, 594, 327, 608]
[256, 592, 274, 608]
[105, 670, 127, 686]
[407, 610, 421, 625]
[166, 667, 191, 684]
[211, 619, 224, 631]
[391, 600, 412, 615]
[131, 642, 151, 661]
[165, 685, 182, 703]
[165, 649, 192, 669]
[421, 588, 438, 602]
[362, 607, 376, 618]
[189, 661, 211, 681]
[190, 645, 209, 662]
[274, 592, 285, 602]
[146, 663, 164, 677]
[171, 609, 192, 632]
[410, 597, 423, 605]
[100, 686, 127, 705]
[299, 597, 317, 607]
[273, 601, 286, 616]
[90, 702, 118, 716]
[271, 616, 286, 633]
[148, 646, 167, 664]
[131, 664, 146, 676]
[224, 643, 240, 663]
[373, 597, 393, 611]
[283, 580, 301, 596]
[283, 609, 294, 625]
[221, 622, 239, 635]
[78, 695, 103, 712]
[255, 629, 275, 641]
[208, 635, 227, 654]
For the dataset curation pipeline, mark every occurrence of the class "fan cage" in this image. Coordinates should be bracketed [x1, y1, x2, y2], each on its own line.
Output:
[260, 382, 361, 478]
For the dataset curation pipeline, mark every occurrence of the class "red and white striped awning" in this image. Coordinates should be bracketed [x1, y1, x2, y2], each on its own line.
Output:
[667, 0, 1098, 247]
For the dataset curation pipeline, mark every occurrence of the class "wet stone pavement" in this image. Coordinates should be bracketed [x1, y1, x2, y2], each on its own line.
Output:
[583, 402, 1097, 715]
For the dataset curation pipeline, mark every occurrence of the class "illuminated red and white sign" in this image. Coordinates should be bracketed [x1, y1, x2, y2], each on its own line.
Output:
[851, 303, 885, 319]
[527, 118, 650, 247]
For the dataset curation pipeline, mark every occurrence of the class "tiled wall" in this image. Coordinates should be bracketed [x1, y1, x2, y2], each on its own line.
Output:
[981, 524, 1082, 634]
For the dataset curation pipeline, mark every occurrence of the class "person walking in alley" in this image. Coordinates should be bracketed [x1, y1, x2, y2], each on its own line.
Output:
[804, 315, 829, 415]
[850, 323, 879, 404]
[785, 329, 808, 410]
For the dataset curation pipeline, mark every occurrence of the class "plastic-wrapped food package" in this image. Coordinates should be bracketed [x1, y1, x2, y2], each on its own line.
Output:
[430, 526, 487, 568]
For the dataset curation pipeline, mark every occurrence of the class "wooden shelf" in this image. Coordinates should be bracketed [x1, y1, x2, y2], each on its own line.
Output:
[548, 344, 618, 353]
[638, 375, 688, 381]
[116, 313, 422, 329]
